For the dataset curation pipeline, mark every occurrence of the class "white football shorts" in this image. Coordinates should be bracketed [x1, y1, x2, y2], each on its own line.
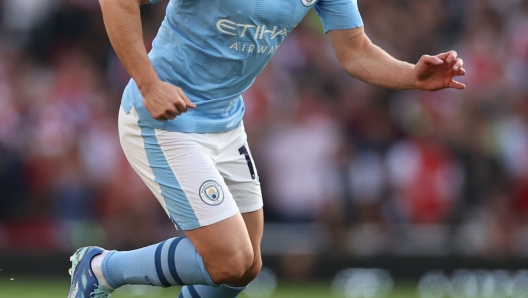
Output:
[118, 107, 263, 231]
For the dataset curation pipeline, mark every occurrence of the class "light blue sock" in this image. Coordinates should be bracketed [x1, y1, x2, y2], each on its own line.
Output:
[101, 237, 216, 289]
[178, 285, 247, 298]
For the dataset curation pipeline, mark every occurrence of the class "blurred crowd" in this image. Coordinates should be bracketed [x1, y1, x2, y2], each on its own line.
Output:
[0, 0, 528, 258]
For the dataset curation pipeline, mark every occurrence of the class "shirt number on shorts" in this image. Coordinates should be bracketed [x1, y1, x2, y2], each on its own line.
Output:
[238, 145, 256, 180]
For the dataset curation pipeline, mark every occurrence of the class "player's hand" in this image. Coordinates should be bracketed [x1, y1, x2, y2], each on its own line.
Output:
[413, 50, 466, 91]
[141, 80, 196, 121]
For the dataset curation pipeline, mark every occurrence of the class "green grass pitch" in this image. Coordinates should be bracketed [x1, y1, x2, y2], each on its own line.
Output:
[0, 275, 418, 298]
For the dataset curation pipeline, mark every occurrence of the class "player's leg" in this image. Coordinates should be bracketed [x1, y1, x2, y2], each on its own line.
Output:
[68, 214, 253, 298]
[210, 124, 264, 286]
[229, 208, 263, 286]
[105, 107, 255, 284]
[97, 212, 253, 285]
[72, 215, 253, 298]
[68, 108, 253, 297]
[184, 212, 254, 285]
[177, 125, 265, 297]
[179, 208, 263, 297]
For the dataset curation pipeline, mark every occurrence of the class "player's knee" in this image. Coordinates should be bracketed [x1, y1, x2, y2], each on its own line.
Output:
[223, 256, 262, 287]
[209, 248, 254, 284]
[242, 257, 263, 284]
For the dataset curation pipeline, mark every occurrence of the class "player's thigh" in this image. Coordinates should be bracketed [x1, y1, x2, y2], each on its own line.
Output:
[235, 208, 264, 284]
[118, 107, 239, 231]
[241, 208, 263, 256]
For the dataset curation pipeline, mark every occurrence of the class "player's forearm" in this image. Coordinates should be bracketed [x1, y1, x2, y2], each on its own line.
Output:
[328, 29, 417, 90]
[344, 41, 417, 90]
[99, 0, 158, 91]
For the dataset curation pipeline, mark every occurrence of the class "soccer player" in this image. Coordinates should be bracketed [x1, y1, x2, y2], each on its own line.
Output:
[68, 0, 466, 297]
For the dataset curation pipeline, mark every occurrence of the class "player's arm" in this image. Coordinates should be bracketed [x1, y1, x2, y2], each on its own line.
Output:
[327, 26, 466, 91]
[99, 0, 195, 120]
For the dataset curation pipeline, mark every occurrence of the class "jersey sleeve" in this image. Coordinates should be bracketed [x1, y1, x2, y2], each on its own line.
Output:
[314, 0, 363, 33]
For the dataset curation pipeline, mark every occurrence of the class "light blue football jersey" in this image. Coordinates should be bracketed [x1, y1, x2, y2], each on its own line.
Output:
[121, 0, 363, 133]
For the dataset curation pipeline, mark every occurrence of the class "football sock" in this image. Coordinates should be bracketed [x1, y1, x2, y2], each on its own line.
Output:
[100, 237, 216, 289]
[178, 285, 247, 298]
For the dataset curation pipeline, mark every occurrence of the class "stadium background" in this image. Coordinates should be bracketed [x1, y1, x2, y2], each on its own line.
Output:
[1, 0, 528, 297]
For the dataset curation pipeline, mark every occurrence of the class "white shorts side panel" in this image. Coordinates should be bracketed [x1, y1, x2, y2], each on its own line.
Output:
[154, 129, 240, 228]
[214, 126, 263, 213]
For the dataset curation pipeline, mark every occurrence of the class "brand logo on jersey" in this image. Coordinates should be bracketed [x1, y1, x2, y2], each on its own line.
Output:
[301, 0, 317, 7]
[216, 19, 288, 55]
[199, 180, 224, 206]
[217, 19, 289, 40]
[217, 19, 288, 55]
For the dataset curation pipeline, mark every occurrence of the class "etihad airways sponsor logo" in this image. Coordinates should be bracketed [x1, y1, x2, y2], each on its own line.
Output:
[216, 19, 288, 40]
[217, 19, 287, 55]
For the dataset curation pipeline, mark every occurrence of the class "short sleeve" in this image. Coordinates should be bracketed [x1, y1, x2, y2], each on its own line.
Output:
[314, 0, 363, 33]
[150, 0, 161, 3]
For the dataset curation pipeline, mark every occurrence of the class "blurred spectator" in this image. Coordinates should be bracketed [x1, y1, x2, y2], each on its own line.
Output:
[263, 89, 342, 223]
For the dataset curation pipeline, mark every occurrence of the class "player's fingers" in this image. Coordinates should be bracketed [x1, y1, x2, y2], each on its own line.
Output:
[153, 113, 168, 121]
[421, 55, 444, 65]
[435, 51, 450, 61]
[454, 67, 466, 76]
[436, 51, 458, 63]
[159, 106, 180, 120]
[453, 58, 464, 71]
[446, 51, 458, 63]
[174, 98, 188, 113]
[449, 80, 466, 90]
[168, 108, 182, 117]
[178, 89, 196, 109]
[161, 113, 174, 120]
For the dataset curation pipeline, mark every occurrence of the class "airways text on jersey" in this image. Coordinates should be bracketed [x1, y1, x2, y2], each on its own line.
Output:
[229, 43, 280, 54]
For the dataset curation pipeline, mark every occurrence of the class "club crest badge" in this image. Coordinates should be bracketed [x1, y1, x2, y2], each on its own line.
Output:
[301, 0, 317, 7]
[199, 180, 224, 206]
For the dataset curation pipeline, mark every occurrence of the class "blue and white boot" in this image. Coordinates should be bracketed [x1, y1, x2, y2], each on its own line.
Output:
[68, 246, 113, 298]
